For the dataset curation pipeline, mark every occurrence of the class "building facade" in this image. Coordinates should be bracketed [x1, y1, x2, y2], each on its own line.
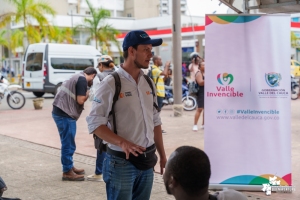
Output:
[1, 0, 300, 76]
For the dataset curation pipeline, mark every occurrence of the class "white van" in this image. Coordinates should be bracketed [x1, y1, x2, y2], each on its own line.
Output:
[22, 43, 101, 97]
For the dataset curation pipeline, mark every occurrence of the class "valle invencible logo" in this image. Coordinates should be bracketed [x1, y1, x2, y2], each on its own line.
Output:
[207, 73, 244, 97]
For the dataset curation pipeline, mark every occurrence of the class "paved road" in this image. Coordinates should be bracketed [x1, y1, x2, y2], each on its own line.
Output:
[0, 90, 299, 199]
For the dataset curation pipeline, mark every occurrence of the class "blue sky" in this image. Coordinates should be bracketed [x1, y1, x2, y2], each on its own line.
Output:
[186, 0, 230, 16]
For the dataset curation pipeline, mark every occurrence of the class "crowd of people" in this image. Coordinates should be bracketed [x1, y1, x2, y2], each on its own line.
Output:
[50, 30, 246, 200]
[1, 66, 15, 79]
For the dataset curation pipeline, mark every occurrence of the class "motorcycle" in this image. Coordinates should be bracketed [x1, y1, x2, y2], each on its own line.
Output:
[291, 74, 299, 100]
[0, 76, 26, 109]
[163, 82, 197, 111]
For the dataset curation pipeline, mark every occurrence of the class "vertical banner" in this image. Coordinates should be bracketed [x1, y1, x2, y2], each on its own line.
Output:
[205, 15, 291, 189]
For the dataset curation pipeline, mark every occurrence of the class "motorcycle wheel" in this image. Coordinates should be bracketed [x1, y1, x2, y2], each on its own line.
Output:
[182, 96, 197, 111]
[7, 91, 26, 109]
[291, 86, 299, 100]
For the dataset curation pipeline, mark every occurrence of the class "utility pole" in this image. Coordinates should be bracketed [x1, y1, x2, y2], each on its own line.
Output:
[8, 22, 13, 80]
[243, 0, 249, 13]
[71, 10, 74, 42]
[172, 0, 183, 117]
[160, 0, 163, 16]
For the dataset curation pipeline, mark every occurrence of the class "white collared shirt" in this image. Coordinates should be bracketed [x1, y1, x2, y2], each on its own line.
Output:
[86, 67, 162, 151]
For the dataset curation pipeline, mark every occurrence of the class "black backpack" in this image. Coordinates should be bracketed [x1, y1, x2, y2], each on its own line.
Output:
[94, 71, 160, 153]
[147, 67, 159, 86]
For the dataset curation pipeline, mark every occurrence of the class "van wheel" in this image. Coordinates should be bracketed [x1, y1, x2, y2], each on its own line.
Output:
[33, 92, 45, 97]
[54, 83, 62, 96]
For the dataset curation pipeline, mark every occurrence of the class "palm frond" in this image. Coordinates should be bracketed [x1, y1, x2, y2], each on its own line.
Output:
[34, 1, 56, 16]
[0, 12, 15, 28]
[28, 25, 41, 43]
[0, 30, 9, 47]
[85, 36, 92, 45]
[85, 0, 96, 17]
[10, 29, 24, 52]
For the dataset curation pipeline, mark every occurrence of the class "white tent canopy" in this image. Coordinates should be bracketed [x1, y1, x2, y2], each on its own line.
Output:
[220, 0, 300, 13]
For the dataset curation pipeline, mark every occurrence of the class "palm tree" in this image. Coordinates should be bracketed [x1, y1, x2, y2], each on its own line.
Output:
[98, 25, 122, 55]
[10, 29, 24, 53]
[0, 0, 56, 47]
[47, 26, 74, 44]
[77, 0, 120, 52]
[0, 12, 15, 28]
[0, 30, 9, 48]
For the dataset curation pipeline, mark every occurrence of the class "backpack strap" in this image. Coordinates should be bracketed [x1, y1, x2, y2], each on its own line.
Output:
[152, 68, 159, 86]
[143, 75, 161, 112]
[108, 72, 160, 136]
[97, 73, 105, 82]
[109, 71, 121, 134]
[195, 70, 201, 85]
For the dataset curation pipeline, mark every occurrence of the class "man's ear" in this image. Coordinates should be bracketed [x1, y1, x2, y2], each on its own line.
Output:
[168, 175, 178, 189]
[128, 46, 135, 57]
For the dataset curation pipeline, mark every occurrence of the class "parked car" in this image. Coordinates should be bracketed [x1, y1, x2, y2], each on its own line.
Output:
[290, 59, 300, 77]
[22, 43, 101, 97]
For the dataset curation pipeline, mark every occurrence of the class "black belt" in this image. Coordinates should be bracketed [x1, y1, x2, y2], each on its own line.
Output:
[107, 144, 156, 159]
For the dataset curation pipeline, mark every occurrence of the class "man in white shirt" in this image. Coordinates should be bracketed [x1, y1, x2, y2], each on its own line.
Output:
[163, 146, 248, 200]
[86, 30, 167, 200]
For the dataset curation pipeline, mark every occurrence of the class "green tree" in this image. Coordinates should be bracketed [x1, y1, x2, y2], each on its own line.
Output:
[0, 30, 9, 48]
[291, 31, 298, 48]
[47, 26, 74, 44]
[77, 0, 120, 52]
[0, 0, 56, 47]
[98, 25, 122, 55]
[10, 29, 24, 53]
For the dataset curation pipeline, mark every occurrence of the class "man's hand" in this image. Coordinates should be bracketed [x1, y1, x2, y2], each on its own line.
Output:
[165, 61, 171, 68]
[159, 155, 167, 175]
[86, 90, 90, 97]
[120, 140, 146, 159]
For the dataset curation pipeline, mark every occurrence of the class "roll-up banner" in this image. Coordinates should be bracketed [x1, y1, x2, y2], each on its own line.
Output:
[205, 15, 291, 191]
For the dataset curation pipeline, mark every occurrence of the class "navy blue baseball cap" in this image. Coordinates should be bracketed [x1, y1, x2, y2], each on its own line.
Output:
[122, 30, 163, 51]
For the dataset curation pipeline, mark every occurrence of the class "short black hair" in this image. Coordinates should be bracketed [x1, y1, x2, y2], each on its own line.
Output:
[152, 55, 159, 63]
[168, 146, 211, 196]
[123, 45, 138, 60]
[83, 66, 97, 75]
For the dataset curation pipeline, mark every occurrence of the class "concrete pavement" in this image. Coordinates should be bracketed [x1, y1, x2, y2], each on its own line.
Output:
[0, 91, 299, 199]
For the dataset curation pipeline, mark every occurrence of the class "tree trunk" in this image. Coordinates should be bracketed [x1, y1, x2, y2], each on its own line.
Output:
[95, 37, 98, 50]
[23, 14, 29, 48]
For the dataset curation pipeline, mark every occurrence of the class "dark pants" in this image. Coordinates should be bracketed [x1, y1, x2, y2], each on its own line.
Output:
[52, 113, 76, 172]
[95, 150, 106, 175]
[157, 96, 164, 110]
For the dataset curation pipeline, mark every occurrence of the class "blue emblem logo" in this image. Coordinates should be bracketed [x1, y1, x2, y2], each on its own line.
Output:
[140, 33, 149, 38]
[93, 97, 101, 103]
[265, 72, 281, 87]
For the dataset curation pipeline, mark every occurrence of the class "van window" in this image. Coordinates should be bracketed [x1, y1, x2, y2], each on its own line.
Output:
[50, 58, 94, 70]
[74, 58, 94, 70]
[26, 53, 43, 71]
[51, 58, 74, 70]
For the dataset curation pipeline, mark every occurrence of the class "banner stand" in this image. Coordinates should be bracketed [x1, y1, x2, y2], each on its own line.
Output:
[205, 14, 291, 193]
[209, 184, 262, 191]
